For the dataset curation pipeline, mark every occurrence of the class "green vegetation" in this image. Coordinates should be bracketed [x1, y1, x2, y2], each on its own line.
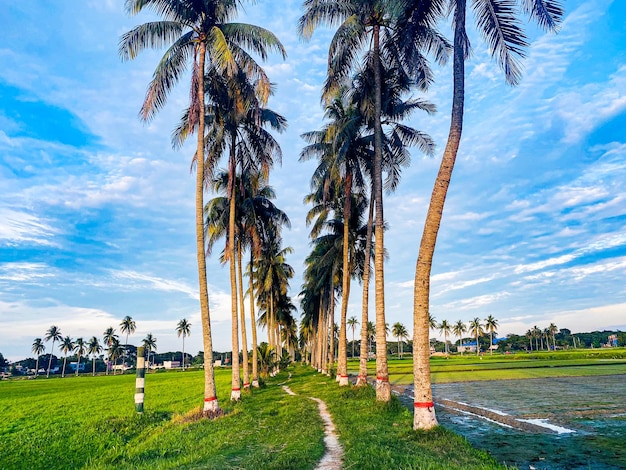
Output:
[348, 351, 626, 384]
[0, 365, 503, 469]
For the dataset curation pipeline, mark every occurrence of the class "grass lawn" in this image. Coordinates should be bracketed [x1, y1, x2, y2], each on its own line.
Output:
[0, 365, 502, 469]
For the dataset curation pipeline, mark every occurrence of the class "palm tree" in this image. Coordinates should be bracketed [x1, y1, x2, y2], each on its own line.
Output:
[548, 322, 558, 350]
[120, 315, 136, 371]
[143, 333, 157, 370]
[392, 322, 408, 359]
[526, 329, 533, 351]
[347, 317, 359, 358]
[44, 325, 62, 378]
[32, 338, 45, 378]
[484, 315, 499, 355]
[87, 336, 102, 376]
[469, 318, 484, 357]
[257, 342, 276, 379]
[439, 320, 452, 357]
[176, 319, 191, 371]
[453, 320, 467, 355]
[59, 336, 74, 378]
[102, 327, 118, 375]
[108, 338, 123, 375]
[409, 0, 563, 430]
[73, 337, 86, 376]
[120, 0, 285, 416]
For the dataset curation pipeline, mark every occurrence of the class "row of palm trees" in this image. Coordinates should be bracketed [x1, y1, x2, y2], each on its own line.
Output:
[430, 314, 499, 356]
[121, 0, 564, 428]
[526, 323, 559, 351]
[30, 317, 195, 378]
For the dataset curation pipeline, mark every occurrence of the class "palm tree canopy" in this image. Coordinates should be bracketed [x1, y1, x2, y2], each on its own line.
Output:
[32, 338, 45, 356]
[103, 327, 118, 347]
[87, 336, 102, 356]
[44, 325, 62, 343]
[59, 336, 75, 355]
[120, 315, 137, 336]
[176, 318, 192, 338]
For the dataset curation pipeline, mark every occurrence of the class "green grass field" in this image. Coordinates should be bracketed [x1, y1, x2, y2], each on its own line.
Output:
[0, 366, 500, 469]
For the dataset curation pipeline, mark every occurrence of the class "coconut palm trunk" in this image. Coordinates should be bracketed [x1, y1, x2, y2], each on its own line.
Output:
[249, 253, 260, 387]
[196, 42, 220, 416]
[357, 195, 374, 386]
[92, 356, 96, 376]
[372, 24, 390, 402]
[46, 340, 57, 378]
[337, 170, 352, 386]
[412, 0, 467, 430]
[237, 240, 250, 390]
[228, 136, 241, 401]
[328, 283, 335, 376]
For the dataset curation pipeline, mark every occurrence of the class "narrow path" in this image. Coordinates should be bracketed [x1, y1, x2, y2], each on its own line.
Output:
[282, 386, 343, 470]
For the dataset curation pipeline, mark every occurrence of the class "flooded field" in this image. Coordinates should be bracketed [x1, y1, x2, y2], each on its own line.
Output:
[429, 375, 626, 469]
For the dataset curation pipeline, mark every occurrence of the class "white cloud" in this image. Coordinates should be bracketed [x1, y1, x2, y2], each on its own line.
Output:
[0, 208, 61, 247]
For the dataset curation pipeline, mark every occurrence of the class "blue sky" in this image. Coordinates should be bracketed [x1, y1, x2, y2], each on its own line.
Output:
[1, 0, 625, 361]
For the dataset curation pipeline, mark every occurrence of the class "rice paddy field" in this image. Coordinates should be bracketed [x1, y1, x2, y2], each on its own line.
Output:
[347, 350, 626, 469]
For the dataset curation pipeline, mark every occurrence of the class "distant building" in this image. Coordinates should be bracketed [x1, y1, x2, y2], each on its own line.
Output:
[69, 362, 86, 372]
[163, 360, 181, 369]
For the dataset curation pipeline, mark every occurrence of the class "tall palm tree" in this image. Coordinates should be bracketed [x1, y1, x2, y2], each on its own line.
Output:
[347, 316, 359, 358]
[59, 336, 74, 378]
[409, 0, 563, 430]
[392, 322, 408, 359]
[120, 0, 285, 416]
[87, 336, 102, 376]
[102, 327, 118, 375]
[176, 319, 191, 371]
[32, 338, 45, 378]
[469, 318, 484, 357]
[143, 333, 157, 370]
[526, 329, 533, 351]
[453, 320, 466, 355]
[438, 320, 451, 357]
[548, 322, 558, 350]
[120, 315, 136, 371]
[44, 325, 62, 378]
[73, 337, 86, 376]
[108, 338, 123, 375]
[484, 315, 499, 355]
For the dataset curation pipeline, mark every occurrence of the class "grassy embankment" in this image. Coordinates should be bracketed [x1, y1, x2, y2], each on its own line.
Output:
[0, 365, 501, 469]
[348, 348, 626, 384]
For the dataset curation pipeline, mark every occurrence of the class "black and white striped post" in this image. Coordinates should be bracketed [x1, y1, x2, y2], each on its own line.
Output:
[135, 346, 145, 413]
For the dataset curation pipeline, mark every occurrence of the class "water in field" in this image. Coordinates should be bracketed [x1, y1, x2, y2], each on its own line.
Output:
[406, 375, 626, 469]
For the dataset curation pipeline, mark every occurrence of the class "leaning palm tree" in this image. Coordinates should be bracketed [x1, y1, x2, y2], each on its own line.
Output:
[59, 336, 74, 378]
[484, 315, 499, 355]
[119, 315, 136, 371]
[120, 0, 285, 416]
[74, 337, 86, 376]
[408, 0, 564, 430]
[452, 320, 467, 355]
[44, 325, 62, 378]
[176, 319, 191, 371]
[469, 318, 484, 357]
[32, 338, 45, 378]
[439, 320, 452, 357]
[87, 336, 102, 376]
